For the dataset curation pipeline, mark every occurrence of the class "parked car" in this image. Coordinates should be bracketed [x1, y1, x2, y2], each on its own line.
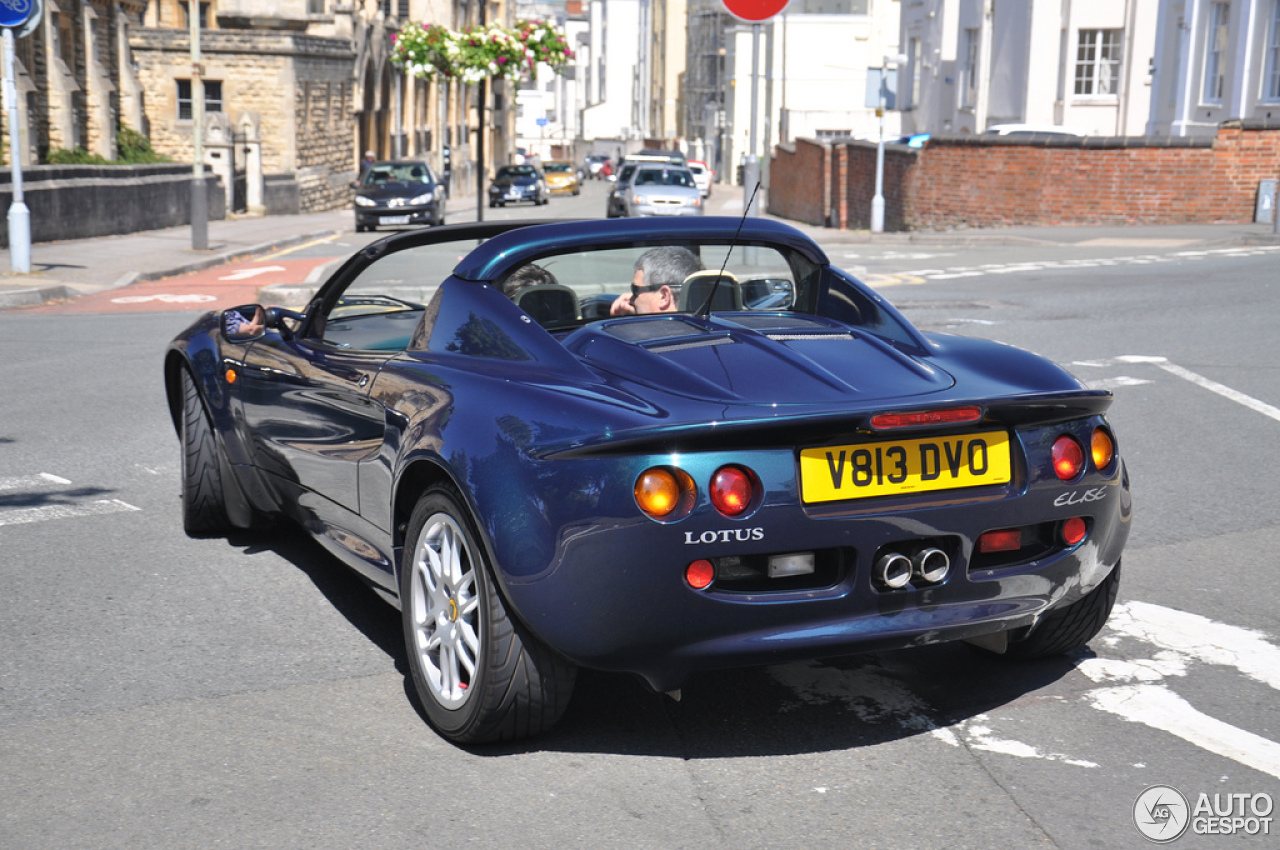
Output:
[984, 124, 1084, 138]
[583, 153, 611, 179]
[488, 164, 549, 207]
[628, 148, 687, 166]
[687, 160, 714, 197]
[623, 165, 703, 217]
[353, 160, 446, 231]
[605, 162, 638, 218]
[541, 160, 581, 196]
[165, 216, 1130, 744]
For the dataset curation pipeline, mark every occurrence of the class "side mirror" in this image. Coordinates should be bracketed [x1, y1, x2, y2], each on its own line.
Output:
[221, 304, 305, 342]
[222, 304, 268, 342]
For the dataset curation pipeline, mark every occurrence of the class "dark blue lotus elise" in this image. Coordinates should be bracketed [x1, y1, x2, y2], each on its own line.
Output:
[164, 217, 1131, 744]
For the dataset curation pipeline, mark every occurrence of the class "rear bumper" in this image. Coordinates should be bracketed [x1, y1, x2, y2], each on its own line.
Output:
[484, 421, 1132, 691]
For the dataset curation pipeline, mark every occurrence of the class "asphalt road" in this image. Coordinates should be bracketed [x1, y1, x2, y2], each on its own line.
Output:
[2, 187, 1279, 849]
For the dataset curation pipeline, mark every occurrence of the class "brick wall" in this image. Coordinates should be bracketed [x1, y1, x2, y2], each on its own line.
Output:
[767, 139, 830, 226]
[768, 120, 1280, 231]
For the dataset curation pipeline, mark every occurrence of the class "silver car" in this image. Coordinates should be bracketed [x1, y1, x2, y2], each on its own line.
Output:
[623, 166, 703, 217]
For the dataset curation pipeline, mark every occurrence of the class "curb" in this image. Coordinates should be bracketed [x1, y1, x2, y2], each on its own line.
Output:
[0, 284, 75, 309]
[0, 228, 346, 309]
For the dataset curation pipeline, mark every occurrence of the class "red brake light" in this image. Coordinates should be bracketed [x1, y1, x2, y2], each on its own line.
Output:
[1052, 436, 1085, 481]
[710, 465, 755, 516]
[871, 406, 982, 430]
[686, 559, 715, 589]
[978, 529, 1022, 553]
[1061, 517, 1088, 546]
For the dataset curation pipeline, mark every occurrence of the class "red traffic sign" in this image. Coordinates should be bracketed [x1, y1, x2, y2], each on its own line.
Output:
[721, 0, 790, 22]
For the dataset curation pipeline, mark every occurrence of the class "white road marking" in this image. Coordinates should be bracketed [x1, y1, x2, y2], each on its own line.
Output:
[959, 717, 1099, 768]
[1103, 601, 1280, 691]
[1153, 361, 1280, 424]
[1071, 356, 1280, 423]
[217, 265, 287, 281]
[111, 294, 217, 304]
[1088, 685, 1280, 780]
[0, 499, 140, 527]
[879, 244, 1280, 285]
[771, 600, 1280, 777]
[1084, 376, 1153, 391]
[0, 473, 72, 491]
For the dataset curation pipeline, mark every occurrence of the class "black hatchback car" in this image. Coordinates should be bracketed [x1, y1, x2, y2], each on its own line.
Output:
[354, 161, 446, 232]
[488, 165, 549, 207]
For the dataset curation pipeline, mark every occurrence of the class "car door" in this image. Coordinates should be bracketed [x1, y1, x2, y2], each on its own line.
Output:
[237, 249, 438, 516]
[237, 333, 390, 515]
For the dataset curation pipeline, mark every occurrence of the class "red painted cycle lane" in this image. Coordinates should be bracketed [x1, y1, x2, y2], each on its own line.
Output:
[27, 257, 336, 314]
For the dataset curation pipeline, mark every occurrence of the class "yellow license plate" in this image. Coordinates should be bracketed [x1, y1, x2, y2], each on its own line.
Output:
[799, 430, 1012, 503]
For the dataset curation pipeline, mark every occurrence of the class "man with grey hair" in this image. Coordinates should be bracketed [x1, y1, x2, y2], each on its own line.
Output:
[610, 246, 704, 316]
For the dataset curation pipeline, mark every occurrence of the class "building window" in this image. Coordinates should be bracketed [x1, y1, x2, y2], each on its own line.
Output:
[815, 129, 853, 140]
[1265, 0, 1280, 100]
[1074, 29, 1122, 96]
[962, 28, 979, 108]
[1203, 1, 1229, 103]
[307, 0, 326, 13]
[908, 36, 921, 109]
[179, 2, 212, 28]
[177, 79, 223, 120]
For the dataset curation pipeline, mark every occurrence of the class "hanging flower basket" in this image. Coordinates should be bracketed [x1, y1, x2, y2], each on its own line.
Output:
[391, 22, 459, 80]
[392, 19, 574, 83]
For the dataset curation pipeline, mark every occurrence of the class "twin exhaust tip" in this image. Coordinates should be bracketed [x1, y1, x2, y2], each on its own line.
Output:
[874, 547, 950, 590]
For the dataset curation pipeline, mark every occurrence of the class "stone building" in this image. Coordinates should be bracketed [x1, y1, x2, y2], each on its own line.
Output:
[3, 0, 516, 217]
[2, 0, 150, 165]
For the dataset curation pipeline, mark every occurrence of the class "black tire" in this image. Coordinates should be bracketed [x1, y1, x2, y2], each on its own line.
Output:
[179, 368, 231, 536]
[489, 201, 496, 208]
[401, 487, 576, 743]
[1000, 562, 1121, 659]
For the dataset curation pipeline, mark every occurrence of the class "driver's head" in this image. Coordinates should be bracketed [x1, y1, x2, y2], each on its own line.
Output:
[626, 246, 703, 315]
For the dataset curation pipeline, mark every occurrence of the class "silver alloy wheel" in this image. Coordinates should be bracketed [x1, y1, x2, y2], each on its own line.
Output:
[409, 512, 482, 709]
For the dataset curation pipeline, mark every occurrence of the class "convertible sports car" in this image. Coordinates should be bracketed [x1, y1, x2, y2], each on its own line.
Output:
[165, 217, 1131, 744]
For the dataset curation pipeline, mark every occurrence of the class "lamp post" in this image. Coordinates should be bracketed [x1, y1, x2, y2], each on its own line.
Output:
[871, 53, 906, 234]
[189, 1, 207, 250]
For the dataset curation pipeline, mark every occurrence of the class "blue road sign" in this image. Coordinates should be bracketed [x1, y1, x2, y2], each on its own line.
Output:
[0, 0, 36, 28]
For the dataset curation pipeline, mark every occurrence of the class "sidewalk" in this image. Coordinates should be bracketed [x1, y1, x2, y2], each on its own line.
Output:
[2, 197, 1276, 309]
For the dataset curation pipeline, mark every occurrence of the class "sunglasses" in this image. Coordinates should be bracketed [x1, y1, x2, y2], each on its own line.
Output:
[629, 283, 663, 301]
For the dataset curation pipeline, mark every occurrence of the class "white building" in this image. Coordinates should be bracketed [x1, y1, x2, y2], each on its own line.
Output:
[1148, 0, 1280, 136]
[580, 0, 645, 146]
[899, 0, 1159, 136]
[694, 0, 904, 183]
[515, 0, 588, 160]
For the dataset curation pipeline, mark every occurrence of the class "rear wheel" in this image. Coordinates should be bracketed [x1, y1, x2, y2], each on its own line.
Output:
[401, 487, 576, 743]
[179, 368, 231, 536]
[1000, 563, 1121, 659]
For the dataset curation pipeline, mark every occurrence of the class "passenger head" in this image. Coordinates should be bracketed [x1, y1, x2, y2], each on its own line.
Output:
[620, 246, 704, 315]
[502, 263, 558, 299]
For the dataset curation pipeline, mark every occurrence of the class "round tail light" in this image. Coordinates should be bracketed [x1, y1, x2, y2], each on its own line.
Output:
[1052, 436, 1085, 481]
[710, 465, 756, 517]
[1091, 428, 1115, 470]
[635, 467, 694, 519]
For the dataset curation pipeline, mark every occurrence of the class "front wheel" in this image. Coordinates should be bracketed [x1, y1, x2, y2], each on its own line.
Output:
[179, 368, 231, 536]
[401, 488, 576, 743]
